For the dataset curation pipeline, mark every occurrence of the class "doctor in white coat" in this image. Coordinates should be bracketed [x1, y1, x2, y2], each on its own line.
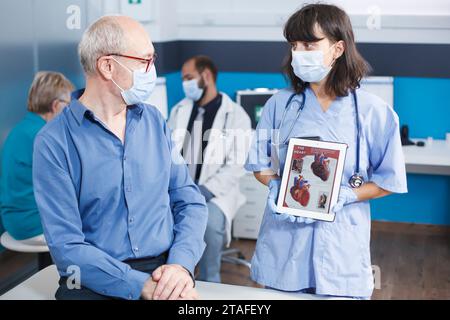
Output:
[168, 56, 251, 283]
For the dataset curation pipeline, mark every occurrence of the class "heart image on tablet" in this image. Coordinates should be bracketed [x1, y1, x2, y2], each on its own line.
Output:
[311, 153, 331, 181]
[290, 175, 311, 207]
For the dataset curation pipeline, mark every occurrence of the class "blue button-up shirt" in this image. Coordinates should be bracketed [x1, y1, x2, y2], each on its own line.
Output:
[32, 99, 208, 300]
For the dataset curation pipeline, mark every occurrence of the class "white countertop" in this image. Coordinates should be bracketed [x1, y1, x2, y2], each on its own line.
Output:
[0, 265, 342, 300]
[403, 139, 450, 167]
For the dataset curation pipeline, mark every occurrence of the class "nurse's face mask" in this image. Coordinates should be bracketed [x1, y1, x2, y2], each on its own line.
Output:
[291, 43, 336, 83]
[182, 76, 205, 102]
[110, 57, 157, 106]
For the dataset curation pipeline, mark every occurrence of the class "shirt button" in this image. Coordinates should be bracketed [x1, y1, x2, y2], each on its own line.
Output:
[133, 247, 139, 252]
[123, 156, 127, 161]
[129, 217, 134, 223]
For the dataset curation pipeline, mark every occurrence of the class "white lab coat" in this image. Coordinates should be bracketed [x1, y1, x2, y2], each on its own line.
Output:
[168, 93, 252, 244]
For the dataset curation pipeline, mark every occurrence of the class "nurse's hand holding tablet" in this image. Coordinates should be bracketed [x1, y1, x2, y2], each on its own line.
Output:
[267, 178, 315, 224]
[244, 4, 407, 299]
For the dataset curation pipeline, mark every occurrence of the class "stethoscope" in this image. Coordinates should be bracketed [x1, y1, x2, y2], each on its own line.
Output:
[220, 111, 231, 139]
[276, 90, 365, 188]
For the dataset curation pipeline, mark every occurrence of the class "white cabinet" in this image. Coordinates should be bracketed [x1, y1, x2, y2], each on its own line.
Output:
[232, 173, 268, 239]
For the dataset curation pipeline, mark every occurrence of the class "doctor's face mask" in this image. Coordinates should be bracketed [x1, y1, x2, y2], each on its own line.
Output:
[291, 43, 336, 83]
[182, 76, 205, 102]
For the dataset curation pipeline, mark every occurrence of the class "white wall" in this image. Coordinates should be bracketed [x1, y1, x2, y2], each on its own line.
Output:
[91, 0, 179, 42]
[87, 0, 450, 44]
[176, 0, 450, 44]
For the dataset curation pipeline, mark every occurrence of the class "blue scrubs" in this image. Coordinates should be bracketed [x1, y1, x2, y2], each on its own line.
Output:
[245, 87, 407, 298]
[0, 112, 46, 240]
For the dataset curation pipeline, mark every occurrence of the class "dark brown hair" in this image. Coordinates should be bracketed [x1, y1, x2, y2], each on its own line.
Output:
[191, 55, 218, 83]
[283, 4, 371, 97]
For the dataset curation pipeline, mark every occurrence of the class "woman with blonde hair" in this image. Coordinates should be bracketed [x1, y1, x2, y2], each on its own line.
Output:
[1, 71, 74, 244]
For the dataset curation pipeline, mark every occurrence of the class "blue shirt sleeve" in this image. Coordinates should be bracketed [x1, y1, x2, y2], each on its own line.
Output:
[163, 122, 208, 275]
[369, 107, 408, 194]
[33, 134, 150, 300]
[244, 95, 276, 172]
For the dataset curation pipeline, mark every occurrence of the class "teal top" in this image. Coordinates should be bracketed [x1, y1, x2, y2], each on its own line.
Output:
[0, 112, 46, 240]
[0, 216, 4, 251]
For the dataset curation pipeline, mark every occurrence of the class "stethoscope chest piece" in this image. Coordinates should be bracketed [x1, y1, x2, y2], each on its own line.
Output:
[349, 173, 364, 188]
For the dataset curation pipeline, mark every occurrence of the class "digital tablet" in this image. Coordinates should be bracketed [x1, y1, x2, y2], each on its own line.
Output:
[276, 138, 348, 222]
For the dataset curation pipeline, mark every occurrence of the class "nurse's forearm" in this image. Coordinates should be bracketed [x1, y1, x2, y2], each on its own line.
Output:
[353, 182, 392, 201]
[254, 170, 279, 187]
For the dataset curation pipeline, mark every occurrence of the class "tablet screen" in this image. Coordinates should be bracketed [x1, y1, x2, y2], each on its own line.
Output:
[277, 138, 348, 222]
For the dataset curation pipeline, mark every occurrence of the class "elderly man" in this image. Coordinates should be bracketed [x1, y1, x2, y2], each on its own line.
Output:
[33, 15, 208, 300]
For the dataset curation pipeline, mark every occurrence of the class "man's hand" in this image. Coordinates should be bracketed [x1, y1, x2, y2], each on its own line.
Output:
[141, 277, 158, 300]
[151, 264, 194, 300]
[177, 287, 199, 300]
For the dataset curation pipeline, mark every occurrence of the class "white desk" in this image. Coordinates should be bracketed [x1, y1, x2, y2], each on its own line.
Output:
[0, 265, 338, 300]
[403, 139, 450, 176]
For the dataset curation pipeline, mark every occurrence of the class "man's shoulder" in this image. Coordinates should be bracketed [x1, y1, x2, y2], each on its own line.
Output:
[221, 93, 251, 123]
[169, 98, 191, 116]
[139, 103, 166, 123]
[172, 97, 191, 109]
[137, 103, 170, 136]
[35, 108, 70, 144]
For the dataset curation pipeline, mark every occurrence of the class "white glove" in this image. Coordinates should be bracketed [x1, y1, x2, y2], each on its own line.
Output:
[332, 186, 359, 213]
[267, 179, 315, 224]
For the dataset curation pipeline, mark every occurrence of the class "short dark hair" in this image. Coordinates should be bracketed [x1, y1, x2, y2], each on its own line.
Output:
[283, 4, 371, 97]
[190, 55, 218, 83]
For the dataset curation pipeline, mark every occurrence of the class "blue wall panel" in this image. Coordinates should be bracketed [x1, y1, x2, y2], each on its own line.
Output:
[166, 71, 288, 112]
[394, 77, 450, 140]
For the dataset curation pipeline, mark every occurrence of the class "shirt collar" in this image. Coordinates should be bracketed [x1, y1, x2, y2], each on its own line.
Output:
[128, 103, 144, 118]
[71, 88, 84, 101]
[69, 99, 144, 126]
[69, 100, 93, 125]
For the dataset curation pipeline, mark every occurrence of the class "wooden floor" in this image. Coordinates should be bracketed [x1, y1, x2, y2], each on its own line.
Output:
[1, 221, 449, 299]
[220, 221, 450, 299]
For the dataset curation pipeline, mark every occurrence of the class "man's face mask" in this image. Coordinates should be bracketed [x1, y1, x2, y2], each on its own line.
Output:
[182, 77, 205, 102]
[111, 57, 157, 106]
[291, 43, 336, 83]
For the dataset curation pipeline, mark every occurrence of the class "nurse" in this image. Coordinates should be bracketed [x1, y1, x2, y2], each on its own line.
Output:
[245, 4, 407, 299]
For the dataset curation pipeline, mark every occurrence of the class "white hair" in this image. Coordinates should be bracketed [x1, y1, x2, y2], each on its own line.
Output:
[78, 15, 128, 75]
